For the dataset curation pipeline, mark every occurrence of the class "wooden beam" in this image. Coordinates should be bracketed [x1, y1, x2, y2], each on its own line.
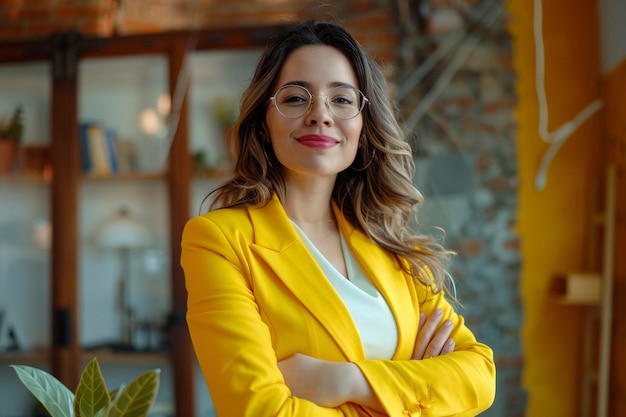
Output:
[167, 35, 195, 417]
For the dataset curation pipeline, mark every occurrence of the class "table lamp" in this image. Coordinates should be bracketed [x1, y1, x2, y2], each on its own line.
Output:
[96, 207, 152, 350]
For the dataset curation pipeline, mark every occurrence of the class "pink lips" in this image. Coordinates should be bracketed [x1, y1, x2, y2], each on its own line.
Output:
[296, 134, 339, 149]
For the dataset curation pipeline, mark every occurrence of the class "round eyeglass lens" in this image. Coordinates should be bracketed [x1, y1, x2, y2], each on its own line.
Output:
[272, 85, 366, 119]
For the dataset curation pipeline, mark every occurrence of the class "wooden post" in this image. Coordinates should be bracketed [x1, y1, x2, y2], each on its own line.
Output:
[50, 31, 81, 389]
[167, 34, 195, 417]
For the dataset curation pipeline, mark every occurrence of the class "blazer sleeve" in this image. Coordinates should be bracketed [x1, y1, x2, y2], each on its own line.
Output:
[354, 283, 496, 416]
[182, 215, 367, 417]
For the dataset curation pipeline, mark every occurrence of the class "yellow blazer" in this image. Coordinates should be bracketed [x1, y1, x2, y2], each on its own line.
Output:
[182, 194, 495, 416]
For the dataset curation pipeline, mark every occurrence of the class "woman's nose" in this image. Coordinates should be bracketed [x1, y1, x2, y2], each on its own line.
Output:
[305, 96, 333, 125]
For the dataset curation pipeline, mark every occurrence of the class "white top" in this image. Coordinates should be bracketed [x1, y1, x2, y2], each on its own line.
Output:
[291, 221, 399, 359]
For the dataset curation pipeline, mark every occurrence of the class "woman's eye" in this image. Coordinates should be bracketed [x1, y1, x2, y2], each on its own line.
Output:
[332, 96, 353, 105]
[283, 95, 308, 104]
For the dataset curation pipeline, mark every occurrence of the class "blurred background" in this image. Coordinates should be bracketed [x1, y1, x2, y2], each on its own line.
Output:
[0, 1, 623, 416]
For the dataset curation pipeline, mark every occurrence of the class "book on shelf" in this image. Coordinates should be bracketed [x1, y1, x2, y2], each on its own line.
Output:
[104, 128, 119, 174]
[79, 122, 119, 176]
[114, 139, 135, 174]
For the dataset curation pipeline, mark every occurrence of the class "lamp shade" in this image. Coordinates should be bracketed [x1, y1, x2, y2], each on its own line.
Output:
[96, 207, 152, 249]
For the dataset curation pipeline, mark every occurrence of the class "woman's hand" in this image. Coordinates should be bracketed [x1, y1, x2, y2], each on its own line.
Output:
[278, 353, 361, 407]
[278, 353, 383, 410]
[412, 308, 455, 360]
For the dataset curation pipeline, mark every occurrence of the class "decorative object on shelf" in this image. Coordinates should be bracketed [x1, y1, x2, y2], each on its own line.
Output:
[213, 95, 239, 164]
[0, 312, 21, 352]
[114, 138, 138, 174]
[139, 93, 171, 137]
[33, 217, 52, 250]
[213, 96, 237, 130]
[5, 325, 20, 351]
[95, 207, 153, 350]
[11, 357, 160, 417]
[0, 104, 24, 173]
[133, 317, 168, 352]
[138, 93, 171, 173]
[20, 143, 51, 177]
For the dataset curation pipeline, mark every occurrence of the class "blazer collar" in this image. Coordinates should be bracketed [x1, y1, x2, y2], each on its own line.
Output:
[248, 195, 415, 360]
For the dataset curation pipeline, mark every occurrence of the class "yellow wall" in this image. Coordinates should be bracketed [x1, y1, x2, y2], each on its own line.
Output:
[507, 0, 603, 416]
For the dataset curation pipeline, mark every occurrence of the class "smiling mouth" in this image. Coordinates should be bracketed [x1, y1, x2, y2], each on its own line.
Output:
[296, 134, 339, 149]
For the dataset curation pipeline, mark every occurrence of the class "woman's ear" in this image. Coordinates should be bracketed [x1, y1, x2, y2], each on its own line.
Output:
[359, 131, 366, 148]
[259, 122, 271, 143]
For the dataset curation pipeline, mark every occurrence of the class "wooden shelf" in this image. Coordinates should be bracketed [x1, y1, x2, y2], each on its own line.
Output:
[81, 348, 169, 365]
[0, 171, 47, 183]
[549, 273, 602, 306]
[0, 349, 50, 365]
[82, 172, 166, 181]
[0, 348, 169, 366]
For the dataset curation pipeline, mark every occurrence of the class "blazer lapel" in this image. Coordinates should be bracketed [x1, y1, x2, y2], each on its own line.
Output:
[248, 196, 364, 360]
[334, 204, 418, 359]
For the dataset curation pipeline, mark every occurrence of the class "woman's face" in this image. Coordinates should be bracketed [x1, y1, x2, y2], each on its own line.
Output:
[265, 45, 363, 182]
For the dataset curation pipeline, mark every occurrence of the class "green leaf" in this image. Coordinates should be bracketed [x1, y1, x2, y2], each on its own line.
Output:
[0, 104, 23, 143]
[74, 358, 110, 417]
[109, 384, 125, 403]
[11, 364, 74, 417]
[108, 369, 160, 417]
[93, 409, 106, 417]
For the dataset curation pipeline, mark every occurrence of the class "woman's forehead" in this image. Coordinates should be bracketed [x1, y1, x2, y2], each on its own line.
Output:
[276, 45, 359, 89]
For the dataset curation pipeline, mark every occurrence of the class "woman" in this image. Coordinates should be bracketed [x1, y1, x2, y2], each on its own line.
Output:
[182, 20, 496, 416]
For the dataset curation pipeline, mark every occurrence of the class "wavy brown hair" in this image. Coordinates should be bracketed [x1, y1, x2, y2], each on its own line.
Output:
[208, 20, 454, 296]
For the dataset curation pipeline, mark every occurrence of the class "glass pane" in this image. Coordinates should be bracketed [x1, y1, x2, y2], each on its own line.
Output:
[189, 49, 261, 215]
[79, 55, 170, 176]
[0, 61, 52, 415]
[77, 55, 171, 353]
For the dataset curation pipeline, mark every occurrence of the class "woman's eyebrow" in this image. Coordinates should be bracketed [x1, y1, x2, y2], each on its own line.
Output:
[279, 80, 357, 89]
[280, 80, 309, 88]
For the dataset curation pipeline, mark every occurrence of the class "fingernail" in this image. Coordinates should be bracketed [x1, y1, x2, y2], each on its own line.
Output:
[434, 308, 443, 316]
[443, 319, 452, 327]
[420, 312, 426, 320]
[446, 339, 455, 347]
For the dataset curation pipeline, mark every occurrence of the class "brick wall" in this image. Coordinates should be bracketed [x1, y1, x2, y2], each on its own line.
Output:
[0, 0, 116, 40]
[0, 0, 398, 62]
[399, 1, 524, 416]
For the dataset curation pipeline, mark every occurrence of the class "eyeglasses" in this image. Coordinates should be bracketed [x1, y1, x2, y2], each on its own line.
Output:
[269, 84, 369, 120]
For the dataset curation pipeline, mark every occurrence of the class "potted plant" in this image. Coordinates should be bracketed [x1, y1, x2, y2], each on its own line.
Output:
[11, 357, 160, 417]
[213, 96, 237, 131]
[213, 96, 237, 164]
[0, 104, 24, 172]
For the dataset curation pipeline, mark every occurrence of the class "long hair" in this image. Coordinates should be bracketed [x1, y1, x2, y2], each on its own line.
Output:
[208, 20, 454, 296]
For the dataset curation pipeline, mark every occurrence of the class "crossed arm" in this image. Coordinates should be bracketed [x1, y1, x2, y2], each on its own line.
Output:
[183, 215, 496, 416]
[278, 308, 456, 411]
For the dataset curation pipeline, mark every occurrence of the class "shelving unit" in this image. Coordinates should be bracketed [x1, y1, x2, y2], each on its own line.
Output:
[0, 25, 284, 417]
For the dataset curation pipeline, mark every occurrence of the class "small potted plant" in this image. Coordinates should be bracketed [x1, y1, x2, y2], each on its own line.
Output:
[0, 104, 24, 172]
[11, 357, 160, 417]
[214, 96, 237, 131]
[213, 96, 238, 166]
